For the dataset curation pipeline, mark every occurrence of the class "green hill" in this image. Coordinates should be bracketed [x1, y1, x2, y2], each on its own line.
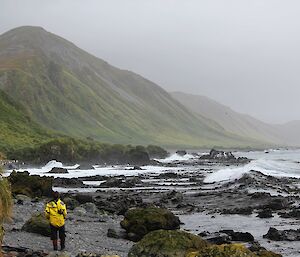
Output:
[0, 89, 53, 152]
[0, 26, 263, 148]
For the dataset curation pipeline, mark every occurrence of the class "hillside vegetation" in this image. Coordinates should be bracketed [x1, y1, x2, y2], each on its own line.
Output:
[0, 89, 53, 153]
[0, 26, 262, 149]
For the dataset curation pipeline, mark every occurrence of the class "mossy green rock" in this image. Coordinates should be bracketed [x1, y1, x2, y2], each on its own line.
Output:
[187, 244, 282, 257]
[22, 213, 51, 236]
[128, 229, 209, 257]
[121, 207, 180, 241]
[8, 171, 53, 197]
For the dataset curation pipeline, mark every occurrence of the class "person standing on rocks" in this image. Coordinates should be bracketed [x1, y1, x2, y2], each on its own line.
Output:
[45, 191, 67, 251]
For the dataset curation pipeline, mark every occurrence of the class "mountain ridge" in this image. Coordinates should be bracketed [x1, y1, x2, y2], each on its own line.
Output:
[0, 26, 264, 148]
[171, 91, 299, 146]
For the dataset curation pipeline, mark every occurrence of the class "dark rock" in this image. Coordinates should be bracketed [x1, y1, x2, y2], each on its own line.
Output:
[107, 228, 119, 239]
[100, 178, 123, 188]
[160, 190, 183, 204]
[176, 150, 187, 156]
[76, 164, 95, 170]
[158, 172, 180, 179]
[264, 198, 289, 210]
[48, 167, 68, 174]
[279, 208, 300, 218]
[95, 193, 143, 215]
[220, 229, 254, 242]
[200, 149, 249, 163]
[120, 207, 180, 241]
[75, 194, 94, 204]
[263, 227, 300, 241]
[199, 231, 231, 244]
[222, 206, 253, 215]
[257, 209, 273, 218]
[250, 192, 271, 199]
[53, 177, 84, 187]
[127, 166, 143, 170]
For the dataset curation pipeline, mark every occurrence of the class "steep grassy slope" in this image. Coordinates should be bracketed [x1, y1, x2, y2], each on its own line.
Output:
[171, 92, 296, 146]
[0, 89, 52, 152]
[0, 26, 260, 148]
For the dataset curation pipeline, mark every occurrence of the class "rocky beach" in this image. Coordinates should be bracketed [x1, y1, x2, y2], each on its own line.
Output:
[2, 149, 300, 257]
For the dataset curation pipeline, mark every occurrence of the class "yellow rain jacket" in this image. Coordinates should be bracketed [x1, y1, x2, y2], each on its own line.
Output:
[45, 199, 67, 227]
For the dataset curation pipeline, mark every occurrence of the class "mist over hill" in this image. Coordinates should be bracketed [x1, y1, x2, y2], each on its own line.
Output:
[171, 92, 300, 147]
[0, 26, 264, 149]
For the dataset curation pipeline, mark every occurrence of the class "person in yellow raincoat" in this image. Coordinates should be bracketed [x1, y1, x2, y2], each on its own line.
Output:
[45, 191, 67, 251]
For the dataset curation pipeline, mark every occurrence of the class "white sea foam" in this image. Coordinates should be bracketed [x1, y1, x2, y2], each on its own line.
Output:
[204, 158, 300, 183]
[9, 161, 178, 178]
[156, 153, 195, 163]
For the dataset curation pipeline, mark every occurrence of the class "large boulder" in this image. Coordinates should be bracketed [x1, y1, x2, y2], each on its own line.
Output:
[128, 229, 208, 257]
[120, 207, 180, 241]
[22, 213, 50, 236]
[263, 227, 300, 241]
[200, 149, 249, 163]
[8, 171, 53, 197]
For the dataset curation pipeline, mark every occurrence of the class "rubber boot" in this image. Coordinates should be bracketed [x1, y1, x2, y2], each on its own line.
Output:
[52, 240, 58, 251]
[60, 237, 65, 251]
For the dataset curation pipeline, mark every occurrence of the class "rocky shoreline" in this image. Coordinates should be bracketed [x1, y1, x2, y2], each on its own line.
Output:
[2, 150, 300, 256]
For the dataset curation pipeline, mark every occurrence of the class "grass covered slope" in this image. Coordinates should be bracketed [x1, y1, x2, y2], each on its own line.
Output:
[171, 92, 284, 146]
[0, 89, 53, 152]
[0, 26, 261, 148]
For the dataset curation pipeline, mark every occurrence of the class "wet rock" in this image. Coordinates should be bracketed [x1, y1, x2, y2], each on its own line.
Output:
[48, 167, 68, 174]
[198, 231, 231, 244]
[176, 150, 187, 156]
[107, 228, 119, 239]
[120, 207, 180, 241]
[265, 198, 289, 210]
[220, 230, 254, 242]
[160, 190, 183, 204]
[158, 172, 180, 179]
[121, 177, 143, 188]
[100, 178, 123, 188]
[257, 209, 273, 218]
[279, 208, 300, 218]
[76, 164, 95, 170]
[75, 194, 94, 204]
[95, 193, 143, 215]
[2, 246, 49, 257]
[54, 178, 84, 187]
[263, 227, 300, 241]
[250, 192, 271, 199]
[200, 149, 249, 163]
[22, 213, 50, 236]
[127, 229, 208, 257]
[222, 206, 253, 215]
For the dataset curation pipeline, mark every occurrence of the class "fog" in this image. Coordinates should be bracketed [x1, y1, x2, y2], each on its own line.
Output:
[1, 0, 300, 123]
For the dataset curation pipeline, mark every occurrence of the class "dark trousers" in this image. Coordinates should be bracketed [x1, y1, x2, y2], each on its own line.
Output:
[50, 224, 65, 241]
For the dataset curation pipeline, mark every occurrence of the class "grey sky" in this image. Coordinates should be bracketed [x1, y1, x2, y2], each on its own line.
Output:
[1, 0, 300, 124]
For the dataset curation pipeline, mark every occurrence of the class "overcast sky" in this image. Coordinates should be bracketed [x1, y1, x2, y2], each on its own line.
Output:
[1, 0, 300, 123]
